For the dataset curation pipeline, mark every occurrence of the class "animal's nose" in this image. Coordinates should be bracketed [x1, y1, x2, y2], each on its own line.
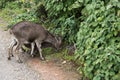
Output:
[54, 48, 59, 52]
[59, 47, 62, 50]
[57, 47, 62, 51]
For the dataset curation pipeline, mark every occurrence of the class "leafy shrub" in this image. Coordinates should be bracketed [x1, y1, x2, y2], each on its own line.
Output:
[0, 0, 40, 28]
[39, 1, 120, 79]
[76, 0, 120, 80]
[0, 0, 16, 9]
[44, 0, 81, 43]
[0, 1, 26, 23]
[9, 12, 39, 28]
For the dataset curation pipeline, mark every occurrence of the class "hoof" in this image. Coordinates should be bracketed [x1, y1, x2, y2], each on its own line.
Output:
[11, 54, 14, 57]
[17, 60, 23, 63]
[31, 54, 35, 58]
[40, 57, 45, 61]
[8, 57, 11, 60]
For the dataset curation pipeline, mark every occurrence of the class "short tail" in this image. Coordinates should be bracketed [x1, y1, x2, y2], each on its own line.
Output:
[8, 29, 13, 34]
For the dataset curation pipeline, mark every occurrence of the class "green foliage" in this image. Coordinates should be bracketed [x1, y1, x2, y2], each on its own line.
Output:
[0, 0, 15, 9]
[76, 0, 120, 80]
[9, 6, 40, 28]
[0, 1, 25, 23]
[0, 0, 40, 28]
[44, 0, 81, 43]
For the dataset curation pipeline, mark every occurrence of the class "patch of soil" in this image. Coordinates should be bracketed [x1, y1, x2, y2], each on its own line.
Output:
[27, 57, 81, 80]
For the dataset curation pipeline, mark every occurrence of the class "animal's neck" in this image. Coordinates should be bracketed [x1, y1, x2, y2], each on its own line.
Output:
[45, 35, 56, 45]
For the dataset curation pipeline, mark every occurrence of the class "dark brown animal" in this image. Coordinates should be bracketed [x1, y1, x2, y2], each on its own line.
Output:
[8, 21, 62, 63]
[20, 40, 56, 56]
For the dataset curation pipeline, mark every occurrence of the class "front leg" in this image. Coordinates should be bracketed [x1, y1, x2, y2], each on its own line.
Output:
[35, 40, 45, 60]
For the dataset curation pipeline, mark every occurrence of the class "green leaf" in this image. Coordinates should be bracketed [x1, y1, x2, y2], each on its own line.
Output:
[78, 0, 83, 3]
[93, 75, 101, 80]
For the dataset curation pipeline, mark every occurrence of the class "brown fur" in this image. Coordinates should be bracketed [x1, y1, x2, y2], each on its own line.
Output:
[8, 21, 62, 63]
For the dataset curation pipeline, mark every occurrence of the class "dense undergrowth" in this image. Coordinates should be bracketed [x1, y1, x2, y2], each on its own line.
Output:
[1, 0, 120, 80]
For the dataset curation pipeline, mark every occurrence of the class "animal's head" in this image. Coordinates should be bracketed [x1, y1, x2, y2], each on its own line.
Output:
[45, 31, 62, 50]
[54, 36, 62, 50]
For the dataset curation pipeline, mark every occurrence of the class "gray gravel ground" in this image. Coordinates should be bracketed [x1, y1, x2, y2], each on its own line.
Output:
[0, 20, 42, 80]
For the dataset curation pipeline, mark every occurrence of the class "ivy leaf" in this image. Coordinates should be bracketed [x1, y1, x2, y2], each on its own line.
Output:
[68, 1, 81, 10]
[93, 75, 101, 80]
[78, 0, 83, 3]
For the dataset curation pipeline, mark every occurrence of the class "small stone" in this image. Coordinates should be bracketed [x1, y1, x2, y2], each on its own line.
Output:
[62, 60, 67, 64]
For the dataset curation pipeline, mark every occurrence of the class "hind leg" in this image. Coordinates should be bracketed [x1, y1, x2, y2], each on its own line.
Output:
[8, 39, 17, 60]
[14, 41, 23, 63]
[30, 42, 35, 57]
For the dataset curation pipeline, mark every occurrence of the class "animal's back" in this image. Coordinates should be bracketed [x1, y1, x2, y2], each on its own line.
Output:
[11, 21, 47, 42]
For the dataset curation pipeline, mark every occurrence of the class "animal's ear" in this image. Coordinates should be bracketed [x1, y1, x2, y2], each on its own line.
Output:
[56, 35, 62, 40]
[58, 36, 62, 41]
[56, 36, 62, 41]
[57, 36, 62, 44]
